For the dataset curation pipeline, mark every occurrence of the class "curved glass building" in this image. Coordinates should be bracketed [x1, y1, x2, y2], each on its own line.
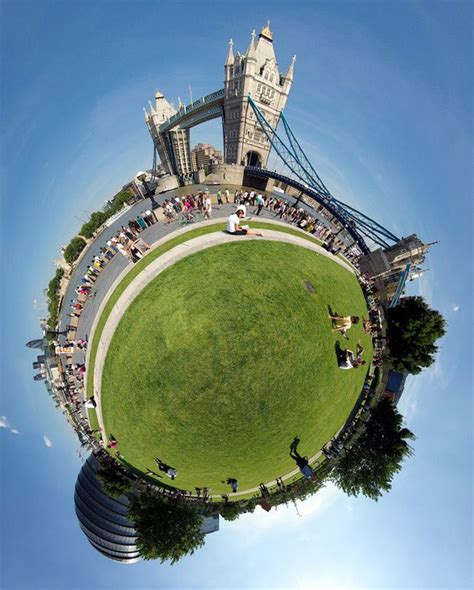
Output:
[74, 454, 141, 563]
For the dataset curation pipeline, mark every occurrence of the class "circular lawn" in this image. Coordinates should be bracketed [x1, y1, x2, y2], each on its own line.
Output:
[100, 240, 372, 493]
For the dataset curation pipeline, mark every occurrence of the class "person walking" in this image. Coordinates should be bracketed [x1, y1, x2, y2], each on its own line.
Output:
[226, 478, 238, 493]
[289, 448, 314, 480]
[203, 193, 212, 220]
[216, 189, 223, 208]
[255, 193, 264, 216]
[144, 209, 154, 226]
[136, 214, 147, 230]
[224, 188, 230, 203]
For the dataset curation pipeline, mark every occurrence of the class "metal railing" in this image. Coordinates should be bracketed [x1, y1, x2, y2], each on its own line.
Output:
[159, 88, 225, 133]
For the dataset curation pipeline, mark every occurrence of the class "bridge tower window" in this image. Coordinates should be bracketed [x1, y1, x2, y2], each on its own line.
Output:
[245, 151, 262, 167]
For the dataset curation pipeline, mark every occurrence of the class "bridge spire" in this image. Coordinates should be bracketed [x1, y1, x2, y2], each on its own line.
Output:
[148, 99, 156, 115]
[284, 55, 296, 81]
[246, 30, 256, 59]
[225, 38, 234, 66]
[260, 20, 273, 42]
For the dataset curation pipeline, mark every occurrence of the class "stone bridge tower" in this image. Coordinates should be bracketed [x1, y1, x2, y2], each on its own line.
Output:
[223, 22, 295, 168]
[144, 91, 192, 177]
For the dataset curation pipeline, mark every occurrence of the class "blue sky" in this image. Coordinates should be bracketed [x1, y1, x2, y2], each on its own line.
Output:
[0, 1, 472, 589]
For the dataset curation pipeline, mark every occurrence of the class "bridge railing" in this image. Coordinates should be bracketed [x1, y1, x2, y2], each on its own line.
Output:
[159, 88, 225, 133]
[244, 166, 371, 254]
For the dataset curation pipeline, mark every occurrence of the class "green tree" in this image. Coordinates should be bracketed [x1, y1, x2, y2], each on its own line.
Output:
[46, 268, 65, 329]
[128, 492, 205, 563]
[97, 464, 131, 499]
[331, 398, 415, 501]
[107, 189, 133, 215]
[80, 211, 107, 239]
[220, 502, 241, 521]
[63, 236, 86, 264]
[386, 296, 446, 375]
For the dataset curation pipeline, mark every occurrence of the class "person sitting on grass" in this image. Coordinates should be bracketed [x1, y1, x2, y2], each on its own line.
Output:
[338, 343, 365, 370]
[226, 209, 262, 236]
[329, 314, 360, 338]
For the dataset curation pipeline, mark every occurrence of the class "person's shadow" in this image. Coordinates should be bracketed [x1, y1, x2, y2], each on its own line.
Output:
[289, 436, 309, 469]
[335, 341, 345, 365]
[290, 436, 300, 454]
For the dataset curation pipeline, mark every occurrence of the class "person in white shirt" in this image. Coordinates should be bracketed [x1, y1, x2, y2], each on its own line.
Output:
[338, 344, 365, 370]
[226, 209, 262, 236]
[203, 195, 212, 220]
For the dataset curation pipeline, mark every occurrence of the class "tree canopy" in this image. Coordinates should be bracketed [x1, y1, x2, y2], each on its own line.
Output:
[220, 502, 242, 521]
[63, 236, 86, 264]
[386, 296, 446, 375]
[97, 464, 131, 499]
[128, 492, 205, 563]
[330, 398, 415, 501]
[46, 267, 64, 329]
[79, 211, 108, 239]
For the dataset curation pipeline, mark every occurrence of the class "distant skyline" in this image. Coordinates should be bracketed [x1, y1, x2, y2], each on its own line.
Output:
[1, 1, 472, 589]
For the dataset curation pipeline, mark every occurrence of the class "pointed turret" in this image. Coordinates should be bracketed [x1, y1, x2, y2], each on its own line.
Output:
[225, 39, 234, 66]
[246, 30, 256, 59]
[260, 20, 273, 42]
[284, 55, 296, 81]
[143, 107, 149, 122]
[148, 100, 156, 115]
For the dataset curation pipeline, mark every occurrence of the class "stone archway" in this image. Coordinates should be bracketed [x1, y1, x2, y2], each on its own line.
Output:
[245, 151, 262, 167]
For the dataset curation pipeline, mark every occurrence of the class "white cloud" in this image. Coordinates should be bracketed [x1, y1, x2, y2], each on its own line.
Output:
[226, 483, 343, 545]
[43, 435, 53, 448]
[0, 417, 21, 436]
[453, 304, 460, 312]
[397, 375, 422, 423]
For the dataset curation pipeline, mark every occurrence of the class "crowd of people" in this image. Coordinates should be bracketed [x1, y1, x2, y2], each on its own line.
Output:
[48, 182, 390, 503]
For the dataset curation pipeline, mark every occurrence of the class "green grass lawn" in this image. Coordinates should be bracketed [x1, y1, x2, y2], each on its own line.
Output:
[86, 222, 325, 400]
[100, 240, 372, 494]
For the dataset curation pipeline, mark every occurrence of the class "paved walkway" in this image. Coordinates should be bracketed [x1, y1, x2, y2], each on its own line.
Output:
[88, 223, 356, 498]
[59, 192, 359, 498]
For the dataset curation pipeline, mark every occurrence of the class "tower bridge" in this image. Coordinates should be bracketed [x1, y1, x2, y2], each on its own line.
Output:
[145, 21, 294, 177]
[143, 21, 434, 290]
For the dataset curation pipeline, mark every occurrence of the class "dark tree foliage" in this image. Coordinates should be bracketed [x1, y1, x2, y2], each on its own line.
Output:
[220, 502, 241, 521]
[386, 296, 446, 375]
[128, 492, 205, 563]
[105, 189, 133, 215]
[79, 211, 108, 239]
[97, 464, 131, 499]
[46, 268, 65, 329]
[330, 398, 415, 501]
[63, 236, 86, 264]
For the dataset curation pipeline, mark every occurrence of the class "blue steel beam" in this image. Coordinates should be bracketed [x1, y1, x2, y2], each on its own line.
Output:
[247, 95, 399, 249]
[244, 166, 371, 254]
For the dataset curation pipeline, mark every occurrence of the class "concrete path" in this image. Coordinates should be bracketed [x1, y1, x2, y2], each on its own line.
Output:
[90, 225, 356, 497]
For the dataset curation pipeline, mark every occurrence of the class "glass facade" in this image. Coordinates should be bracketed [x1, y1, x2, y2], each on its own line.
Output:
[74, 455, 141, 563]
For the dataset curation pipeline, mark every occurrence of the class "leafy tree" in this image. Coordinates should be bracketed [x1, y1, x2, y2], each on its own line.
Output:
[220, 502, 241, 521]
[63, 236, 86, 264]
[106, 189, 133, 215]
[79, 211, 107, 239]
[128, 492, 205, 563]
[331, 398, 415, 501]
[386, 296, 446, 375]
[46, 268, 65, 328]
[97, 464, 131, 499]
